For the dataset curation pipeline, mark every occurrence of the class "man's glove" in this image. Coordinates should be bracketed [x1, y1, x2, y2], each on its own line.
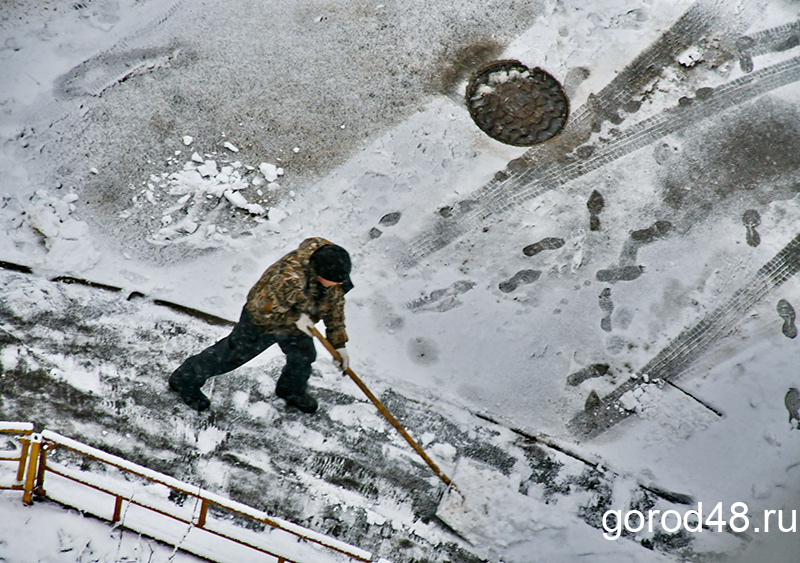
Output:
[295, 313, 315, 336]
[334, 348, 350, 372]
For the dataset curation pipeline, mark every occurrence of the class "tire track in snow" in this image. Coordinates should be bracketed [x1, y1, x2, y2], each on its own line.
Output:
[737, 18, 800, 72]
[397, 8, 800, 267]
[570, 232, 800, 439]
[53, 1, 185, 99]
[399, 53, 800, 267]
[398, 0, 726, 265]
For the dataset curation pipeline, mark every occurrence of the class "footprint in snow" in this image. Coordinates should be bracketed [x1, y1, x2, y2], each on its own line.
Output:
[595, 265, 644, 283]
[785, 387, 800, 428]
[598, 288, 613, 332]
[584, 390, 602, 413]
[522, 237, 565, 257]
[777, 299, 798, 339]
[630, 220, 673, 244]
[742, 209, 761, 248]
[586, 190, 604, 232]
[567, 363, 610, 387]
[620, 220, 673, 266]
[499, 270, 541, 293]
[405, 280, 476, 313]
[369, 211, 402, 239]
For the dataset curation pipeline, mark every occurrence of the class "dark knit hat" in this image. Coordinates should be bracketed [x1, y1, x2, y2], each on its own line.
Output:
[310, 244, 353, 290]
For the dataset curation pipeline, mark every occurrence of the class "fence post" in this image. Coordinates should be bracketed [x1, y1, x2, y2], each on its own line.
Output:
[34, 444, 49, 497]
[198, 499, 209, 528]
[113, 496, 124, 523]
[17, 437, 30, 483]
[22, 434, 41, 505]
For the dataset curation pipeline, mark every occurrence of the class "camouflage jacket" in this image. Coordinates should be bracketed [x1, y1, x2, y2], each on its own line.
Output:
[245, 237, 348, 348]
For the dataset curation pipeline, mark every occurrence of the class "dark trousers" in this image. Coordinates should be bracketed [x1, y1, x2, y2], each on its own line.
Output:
[170, 307, 316, 395]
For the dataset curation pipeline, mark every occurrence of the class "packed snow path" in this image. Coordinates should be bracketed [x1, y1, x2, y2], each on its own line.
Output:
[0, 265, 750, 562]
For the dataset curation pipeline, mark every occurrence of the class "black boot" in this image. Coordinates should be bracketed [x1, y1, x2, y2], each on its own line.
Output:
[169, 374, 211, 412]
[275, 386, 318, 414]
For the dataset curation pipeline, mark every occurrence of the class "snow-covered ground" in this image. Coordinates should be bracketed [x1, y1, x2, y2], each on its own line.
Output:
[2, 0, 800, 561]
[0, 492, 205, 563]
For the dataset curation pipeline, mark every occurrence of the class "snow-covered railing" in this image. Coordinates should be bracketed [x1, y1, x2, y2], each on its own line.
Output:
[3, 424, 379, 563]
[0, 422, 34, 492]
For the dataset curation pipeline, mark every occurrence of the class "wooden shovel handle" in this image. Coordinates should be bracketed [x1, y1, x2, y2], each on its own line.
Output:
[309, 326, 452, 487]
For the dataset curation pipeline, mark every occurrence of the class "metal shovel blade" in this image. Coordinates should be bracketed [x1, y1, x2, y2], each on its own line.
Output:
[435, 458, 543, 549]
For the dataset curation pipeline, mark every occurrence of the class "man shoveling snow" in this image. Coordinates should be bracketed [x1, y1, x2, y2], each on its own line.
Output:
[168, 237, 354, 414]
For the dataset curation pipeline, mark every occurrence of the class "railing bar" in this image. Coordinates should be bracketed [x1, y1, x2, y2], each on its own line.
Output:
[42, 441, 364, 558]
[44, 441, 201, 497]
[37, 491, 304, 563]
[25, 432, 370, 562]
[38, 467, 369, 563]
[43, 466, 185, 521]
[189, 525, 304, 563]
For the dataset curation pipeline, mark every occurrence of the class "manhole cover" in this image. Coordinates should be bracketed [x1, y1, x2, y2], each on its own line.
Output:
[465, 60, 569, 146]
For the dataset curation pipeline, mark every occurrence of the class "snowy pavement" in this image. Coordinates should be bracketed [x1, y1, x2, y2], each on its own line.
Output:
[3, 0, 800, 561]
[0, 266, 691, 562]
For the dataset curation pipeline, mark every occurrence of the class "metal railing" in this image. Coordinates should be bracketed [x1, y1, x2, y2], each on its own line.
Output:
[1, 422, 375, 563]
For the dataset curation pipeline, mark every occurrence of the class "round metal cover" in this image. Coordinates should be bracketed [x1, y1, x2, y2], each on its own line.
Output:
[466, 60, 569, 146]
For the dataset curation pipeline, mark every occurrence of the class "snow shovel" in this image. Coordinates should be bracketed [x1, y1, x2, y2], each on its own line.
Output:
[311, 328, 538, 548]
[308, 326, 453, 488]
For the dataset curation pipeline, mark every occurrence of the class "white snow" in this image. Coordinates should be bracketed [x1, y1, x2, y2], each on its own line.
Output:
[0, 422, 33, 434]
[2, 0, 800, 561]
[259, 162, 283, 183]
[437, 459, 671, 562]
[197, 160, 219, 178]
[224, 189, 266, 215]
[22, 190, 101, 273]
[0, 493, 204, 563]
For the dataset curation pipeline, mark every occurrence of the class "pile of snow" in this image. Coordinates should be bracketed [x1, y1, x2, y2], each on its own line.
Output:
[471, 67, 531, 99]
[21, 190, 100, 273]
[436, 459, 670, 562]
[118, 137, 290, 246]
